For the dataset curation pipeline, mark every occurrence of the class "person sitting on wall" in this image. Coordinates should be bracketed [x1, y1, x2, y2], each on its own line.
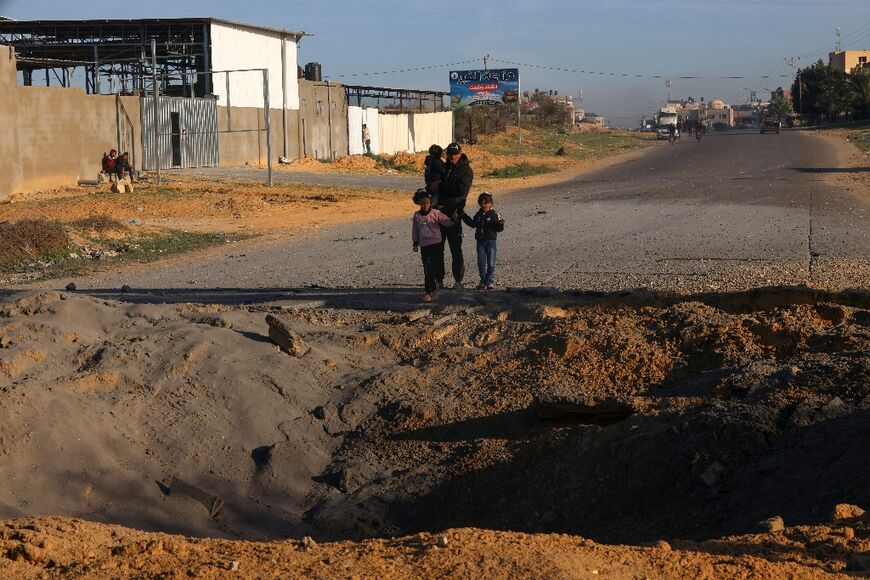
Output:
[117, 152, 137, 181]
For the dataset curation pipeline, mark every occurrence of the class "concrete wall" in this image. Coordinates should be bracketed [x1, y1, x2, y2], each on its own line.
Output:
[297, 80, 348, 160]
[210, 22, 299, 110]
[348, 106, 453, 156]
[216, 82, 347, 166]
[217, 105, 298, 166]
[0, 46, 141, 199]
[348, 107, 380, 155]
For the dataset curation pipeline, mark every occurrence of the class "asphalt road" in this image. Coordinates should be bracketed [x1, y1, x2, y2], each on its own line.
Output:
[26, 130, 870, 300]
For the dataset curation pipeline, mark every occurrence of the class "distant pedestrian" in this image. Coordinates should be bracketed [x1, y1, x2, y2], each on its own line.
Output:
[438, 142, 473, 289]
[459, 192, 505, 290]
[412, 188, 456, 302]
[424, 144, 446, 203]
[362, 124, 372, 155]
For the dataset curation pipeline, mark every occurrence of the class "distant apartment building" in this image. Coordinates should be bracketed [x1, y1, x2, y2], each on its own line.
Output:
[583, 113, 606, 127]
[829, 50, 870, 74]
[701, 99, 733, 128]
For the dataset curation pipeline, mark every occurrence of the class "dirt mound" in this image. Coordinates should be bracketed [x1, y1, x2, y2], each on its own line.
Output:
[1, 517, 863, 578]
[390, 151, 425, 171]
[1, 288, 869, 574]
[332, 155, 379, 172]
[286, 156, 324, 170]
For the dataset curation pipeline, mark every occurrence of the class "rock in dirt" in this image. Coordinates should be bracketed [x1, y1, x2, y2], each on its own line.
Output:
[654, 540, 672, 551]
[168, 478, 224, 518]
[0, 335, 10, 348]
[760, 516, 785, 533]
[266, 314, 310, 357]
[437, 536, 448, 548]
[65, 282, 77, 291]
[301, 536, 317, 549]
[700, 462, 728, 488]
[831, 503, 865, 522]
[843, 526, 855, 540]
[399, 309, 431, 324]
[121, 284, 131, 293]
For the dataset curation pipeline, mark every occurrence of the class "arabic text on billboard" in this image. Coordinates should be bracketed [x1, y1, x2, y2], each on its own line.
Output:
[449, 68, 520, 107]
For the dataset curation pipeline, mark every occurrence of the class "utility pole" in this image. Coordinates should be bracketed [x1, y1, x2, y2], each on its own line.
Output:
[785, 57, 802, 118]
[483, 53, 490, 72]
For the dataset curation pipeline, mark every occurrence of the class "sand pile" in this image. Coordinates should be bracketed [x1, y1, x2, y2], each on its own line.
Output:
[332, 155, 379, 172]
[1, 287, 869, 574]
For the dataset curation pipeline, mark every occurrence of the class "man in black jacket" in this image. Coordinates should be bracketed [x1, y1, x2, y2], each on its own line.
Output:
[438, 142, 473, 288]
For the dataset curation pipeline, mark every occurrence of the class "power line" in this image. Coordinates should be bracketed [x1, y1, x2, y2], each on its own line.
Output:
[325, 58, 483, 79]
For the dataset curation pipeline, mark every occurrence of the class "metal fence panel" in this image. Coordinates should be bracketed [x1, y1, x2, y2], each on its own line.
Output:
[141, 96, 219, 170]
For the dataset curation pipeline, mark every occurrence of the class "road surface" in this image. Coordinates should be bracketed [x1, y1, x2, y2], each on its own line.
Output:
[22, 130, 870, 302]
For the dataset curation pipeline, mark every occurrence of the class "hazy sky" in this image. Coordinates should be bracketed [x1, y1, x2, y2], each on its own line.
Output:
[2, 0, 869, 127]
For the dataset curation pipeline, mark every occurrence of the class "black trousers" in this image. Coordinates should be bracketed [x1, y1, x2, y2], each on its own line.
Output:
[439, 223, 464, 284]
[420, 243, 444, 293]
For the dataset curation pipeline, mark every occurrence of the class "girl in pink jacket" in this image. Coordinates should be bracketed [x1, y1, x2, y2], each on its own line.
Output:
[412, 188, 455, 302]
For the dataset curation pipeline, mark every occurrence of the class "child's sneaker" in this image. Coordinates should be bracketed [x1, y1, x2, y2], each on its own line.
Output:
[453, 281, 464, 290]
[485, 284, 495, 291]
[422, 293, 433, 302]
[476, 283, 486, 290]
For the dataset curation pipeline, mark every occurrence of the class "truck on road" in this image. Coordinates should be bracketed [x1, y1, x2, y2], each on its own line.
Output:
[760, 107, 781, 134]
[656, 107, 679, 140]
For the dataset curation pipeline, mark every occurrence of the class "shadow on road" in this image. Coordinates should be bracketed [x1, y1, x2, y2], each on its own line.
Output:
[6, 284, 870, 313]
[794, 167, 869, 173]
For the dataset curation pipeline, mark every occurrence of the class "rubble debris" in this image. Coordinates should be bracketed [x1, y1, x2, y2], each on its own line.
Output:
[266, 314, 311, 357]
[831, 503, 865, 522]
[700, 462, 728, 488]
[760, 516, 785, 533]
[167, 477, 224, 518]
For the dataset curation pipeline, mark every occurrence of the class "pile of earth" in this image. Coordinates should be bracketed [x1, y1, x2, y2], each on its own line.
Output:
[1, 516, 867, 577]
[0, 287, 869, 572]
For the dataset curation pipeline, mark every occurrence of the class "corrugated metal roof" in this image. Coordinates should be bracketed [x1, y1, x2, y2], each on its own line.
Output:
[0, 17, 310, 40]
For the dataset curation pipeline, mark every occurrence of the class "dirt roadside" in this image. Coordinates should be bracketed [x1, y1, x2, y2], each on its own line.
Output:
[0, 141, 655, 237]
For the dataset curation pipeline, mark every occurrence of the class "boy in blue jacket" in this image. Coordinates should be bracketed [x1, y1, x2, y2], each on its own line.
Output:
[460, 192, 505, 290]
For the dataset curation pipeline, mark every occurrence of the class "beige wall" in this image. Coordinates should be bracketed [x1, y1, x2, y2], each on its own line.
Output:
[0, 46, 140, 199]
[297, 80, 348, 160]
[0, 45, 351, 191]
[216, 81, 348, 166]
[217, 106, 299, 166]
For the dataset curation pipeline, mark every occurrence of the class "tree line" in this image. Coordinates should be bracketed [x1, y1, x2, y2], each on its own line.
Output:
[791, 60, 870, 124]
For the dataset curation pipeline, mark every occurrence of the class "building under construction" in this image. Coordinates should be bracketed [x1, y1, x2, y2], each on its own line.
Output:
[0, 17, 452, 197]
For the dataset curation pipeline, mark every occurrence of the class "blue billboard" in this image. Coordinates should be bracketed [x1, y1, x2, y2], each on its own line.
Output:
[449, 68, 520, 107]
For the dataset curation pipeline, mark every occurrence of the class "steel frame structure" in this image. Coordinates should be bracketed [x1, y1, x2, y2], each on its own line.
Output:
[0, 19, 214, 96]
[343, 84, 448, 113]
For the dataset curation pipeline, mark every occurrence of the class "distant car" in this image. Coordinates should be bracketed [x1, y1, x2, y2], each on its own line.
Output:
[737, 120, 755, 130]
[760, 118, 781, 134]
[712, 122, 727, 131]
